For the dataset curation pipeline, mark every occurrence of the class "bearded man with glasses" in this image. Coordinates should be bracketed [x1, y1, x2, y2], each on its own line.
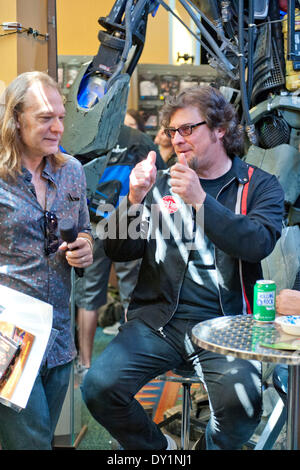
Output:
[0, 72, 93, 450]
[83, 85, 284, 450]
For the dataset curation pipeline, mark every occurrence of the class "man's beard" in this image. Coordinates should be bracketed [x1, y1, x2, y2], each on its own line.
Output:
[186, 130, 217, 174]
[188, 155, 201, 173]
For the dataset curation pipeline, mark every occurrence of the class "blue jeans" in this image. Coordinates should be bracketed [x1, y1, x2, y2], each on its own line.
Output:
[0, 362, 72, 450]
[273, 364, 288, 404]
[83, 319, 262, 450]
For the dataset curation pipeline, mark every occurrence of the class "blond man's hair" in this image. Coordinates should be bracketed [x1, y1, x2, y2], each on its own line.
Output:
[0, 71, 66, 180]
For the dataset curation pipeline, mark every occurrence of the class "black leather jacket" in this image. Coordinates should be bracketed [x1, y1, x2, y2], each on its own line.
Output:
[103, 156, 284, 331]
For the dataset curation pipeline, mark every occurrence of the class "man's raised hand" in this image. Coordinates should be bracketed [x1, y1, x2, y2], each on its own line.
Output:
[129, 151, 157, 205]
[170, 153, 206, 208]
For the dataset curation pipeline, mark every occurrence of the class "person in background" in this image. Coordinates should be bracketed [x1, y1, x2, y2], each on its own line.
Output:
[273, 286, 300, 402]
[276, 289, 300, 316]
[154, 126, 176, 167]
[124, 108, 146, 132]
[0, 71, 93, 450]
[75, 113, 166, 375]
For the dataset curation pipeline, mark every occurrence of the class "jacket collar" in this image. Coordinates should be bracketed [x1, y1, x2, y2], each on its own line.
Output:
[231, 156, 252, 184]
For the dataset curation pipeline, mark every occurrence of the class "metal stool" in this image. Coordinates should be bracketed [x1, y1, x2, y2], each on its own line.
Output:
[157, 366, 207, 450]
[246, 364, 287, 450]
[157, 364, 287, 450]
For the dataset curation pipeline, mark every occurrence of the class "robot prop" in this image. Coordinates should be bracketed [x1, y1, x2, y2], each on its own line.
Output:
[61, 0, 300, 288]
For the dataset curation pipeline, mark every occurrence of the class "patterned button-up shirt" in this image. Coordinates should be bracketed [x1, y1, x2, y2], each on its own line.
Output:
[0, 154, 91, 368]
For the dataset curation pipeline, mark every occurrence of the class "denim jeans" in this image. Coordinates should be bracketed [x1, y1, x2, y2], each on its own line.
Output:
[83, 318, 262, 450]
[273, 364, 288, 404]
[0, 361, 72, 450]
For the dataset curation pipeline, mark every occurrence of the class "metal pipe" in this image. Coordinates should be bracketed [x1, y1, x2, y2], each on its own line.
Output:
[287, 365, 300, 450]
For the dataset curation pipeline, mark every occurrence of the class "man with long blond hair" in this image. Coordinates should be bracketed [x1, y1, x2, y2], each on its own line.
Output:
[0, 71, 93, 449]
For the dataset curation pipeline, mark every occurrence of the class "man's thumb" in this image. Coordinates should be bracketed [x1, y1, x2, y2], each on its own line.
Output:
[147, 150, 156, 166]
[178, 153, 188, 166]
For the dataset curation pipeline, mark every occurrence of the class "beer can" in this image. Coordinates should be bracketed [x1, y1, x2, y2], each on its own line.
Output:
[253, 280, 276, 322]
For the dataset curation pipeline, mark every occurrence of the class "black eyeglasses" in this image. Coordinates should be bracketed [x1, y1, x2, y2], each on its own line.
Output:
[164, 121, 206, 139]
[44, 211, 59, 256]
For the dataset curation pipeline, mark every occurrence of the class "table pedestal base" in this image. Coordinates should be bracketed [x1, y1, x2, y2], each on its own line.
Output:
[287, 365, 300, 450]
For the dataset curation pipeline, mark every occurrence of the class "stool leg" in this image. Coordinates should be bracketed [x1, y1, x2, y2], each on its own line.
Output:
[181, 383, 191, 450]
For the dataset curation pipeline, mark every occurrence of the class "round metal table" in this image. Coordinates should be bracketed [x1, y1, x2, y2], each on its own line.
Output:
[192, 315, 300, 450]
